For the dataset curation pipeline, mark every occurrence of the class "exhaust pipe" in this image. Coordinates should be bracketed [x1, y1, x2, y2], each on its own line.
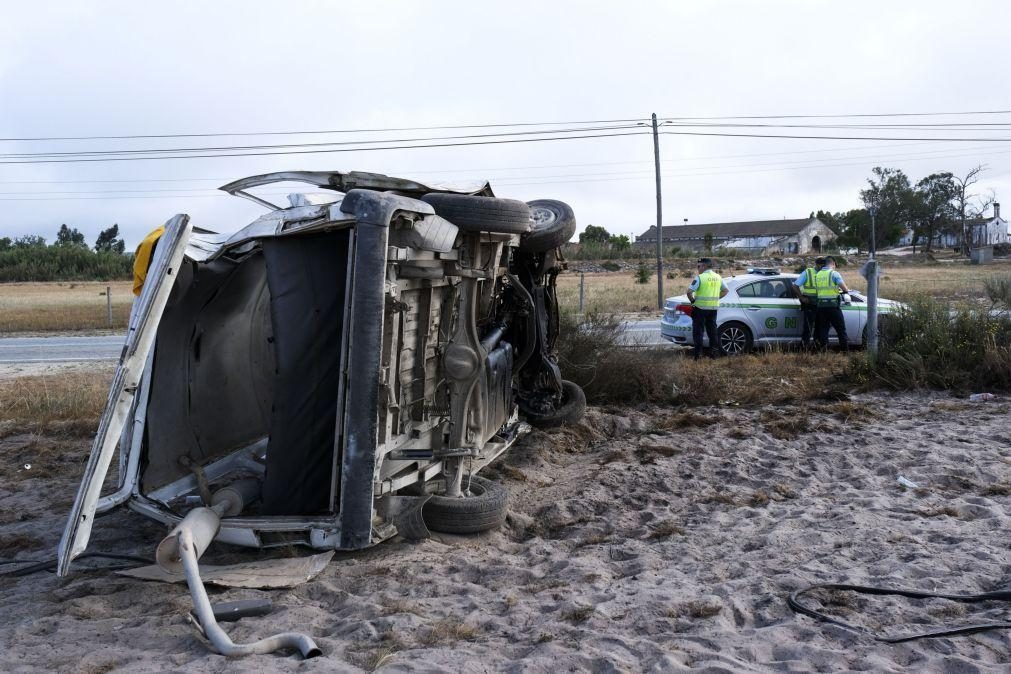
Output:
[155, 478, 321, 659]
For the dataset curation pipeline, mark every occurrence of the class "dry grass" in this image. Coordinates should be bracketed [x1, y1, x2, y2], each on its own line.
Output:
[0, 532, 47, 555]
[0, 370, 111, 436]
[557, 260, 1011, 314]
[646, 518, 685, 539]
[758, 411, 812, 440]
[561, 606, 595, 624]
[558, 313, 848, 407]
[379, 596, 425, 617]
[0, 281, 133, 334]
[667, 598, 723, 620]
[417, 618, 480, 647]
[982, 482, 1011, 496]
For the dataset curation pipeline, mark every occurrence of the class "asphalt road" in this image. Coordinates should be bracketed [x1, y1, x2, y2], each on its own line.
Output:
[0, 335, 125, 363]
[0, 320, 672, 364]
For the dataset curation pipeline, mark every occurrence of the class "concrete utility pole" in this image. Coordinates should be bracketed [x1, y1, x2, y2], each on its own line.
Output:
[865, 206, 879, 362]
[651, 112, 664, 309]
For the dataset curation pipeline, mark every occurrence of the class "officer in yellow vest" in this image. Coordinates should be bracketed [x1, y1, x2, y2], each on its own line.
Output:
[814, 256, 851, 352]
[687, 258, 729, 359]
[792, 256, 824, 349]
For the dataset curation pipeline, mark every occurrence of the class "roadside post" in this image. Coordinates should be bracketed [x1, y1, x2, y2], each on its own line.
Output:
[106, 285, 113, 328]
[651, 112, 664, 309]
[578, 272, 585, 314]
[864, 207, 879, 362]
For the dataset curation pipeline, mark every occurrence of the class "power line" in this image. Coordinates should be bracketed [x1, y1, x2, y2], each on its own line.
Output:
[0, 118, 649, 142]
[5, 109, 1011, 143]
[661, 109, 1011, 120]
[2, 142, 1006, 196]
[661, 130, 1011, 142]
[0, 124, 643, 159]
[0, 130, 650, 165]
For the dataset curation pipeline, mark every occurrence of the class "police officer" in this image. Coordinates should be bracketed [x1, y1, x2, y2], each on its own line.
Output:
[687, 258, 728, 359]
[814, 256, 851, 352]
[792, 256, 824, 349]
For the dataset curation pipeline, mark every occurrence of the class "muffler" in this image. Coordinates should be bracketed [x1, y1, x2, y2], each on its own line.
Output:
[155, 478, 321, 659]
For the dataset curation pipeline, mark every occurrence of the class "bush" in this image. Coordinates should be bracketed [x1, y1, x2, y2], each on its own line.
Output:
[555, 313, 840, 406]
[851, 298, 1011, 391]
[634, 263, 652, 284]
[983, 275, 1011, 311]
[0, 246, 133, 282]
[600, 261, 621, 272]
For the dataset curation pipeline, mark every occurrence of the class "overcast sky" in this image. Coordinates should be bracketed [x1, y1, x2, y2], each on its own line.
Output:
[2, 0, 1010, 248]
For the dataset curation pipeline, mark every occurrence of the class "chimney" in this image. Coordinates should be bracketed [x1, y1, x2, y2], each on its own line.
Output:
[996, 202, 1001, 220]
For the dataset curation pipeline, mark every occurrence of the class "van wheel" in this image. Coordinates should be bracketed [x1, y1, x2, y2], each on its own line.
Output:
[520, 380, 586, 428]
[423, 476, 509, 534]
[520, 199, 576, 252]
[718, 322, 753, 355]
[421, 193, 532, 234]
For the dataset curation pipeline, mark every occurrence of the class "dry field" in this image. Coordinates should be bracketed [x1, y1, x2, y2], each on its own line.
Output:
[557, 259, 1011, 314]
[0, 281, 134, 335]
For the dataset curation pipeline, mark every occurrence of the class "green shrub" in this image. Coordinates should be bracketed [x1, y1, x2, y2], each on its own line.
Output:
[983, 275, 1011, 311]
[634, 263, 652, 284]
[0, 246, 133, 282]
[851, 298, 1011, 391]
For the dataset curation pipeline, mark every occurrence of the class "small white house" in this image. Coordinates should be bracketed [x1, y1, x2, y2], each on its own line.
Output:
[899, 203, 1009, 248]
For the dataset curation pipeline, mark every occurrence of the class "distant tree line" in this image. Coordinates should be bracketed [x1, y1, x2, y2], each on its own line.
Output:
[814, 165, 995, 253]
[0, 224, 133, 282]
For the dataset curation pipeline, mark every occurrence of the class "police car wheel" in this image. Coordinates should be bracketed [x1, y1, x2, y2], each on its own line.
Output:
[718, 322, 753, 355]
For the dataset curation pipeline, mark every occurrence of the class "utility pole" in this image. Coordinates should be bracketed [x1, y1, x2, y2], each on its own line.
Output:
[865, 206, 879, 362]
[652, 112, 664, 309]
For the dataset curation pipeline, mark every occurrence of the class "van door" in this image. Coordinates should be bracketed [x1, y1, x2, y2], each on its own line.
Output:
[57, 215, 192, 576]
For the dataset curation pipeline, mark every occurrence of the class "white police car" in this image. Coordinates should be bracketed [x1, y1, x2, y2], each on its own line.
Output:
[660, 268, 900, 353]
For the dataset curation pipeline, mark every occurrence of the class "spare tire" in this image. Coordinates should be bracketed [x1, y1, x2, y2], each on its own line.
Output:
[521, 199, 577, 252]
[423, 475, 509, 534]
[421, 193, 531, 234]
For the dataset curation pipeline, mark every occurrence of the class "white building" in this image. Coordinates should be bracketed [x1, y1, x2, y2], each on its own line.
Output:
[636, 216, 837, 256]
[899, 203, 1009, 248]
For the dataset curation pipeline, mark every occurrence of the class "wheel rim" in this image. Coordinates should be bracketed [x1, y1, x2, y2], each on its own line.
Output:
[531, 206, 557, 227]
[720, 327, 747, 354]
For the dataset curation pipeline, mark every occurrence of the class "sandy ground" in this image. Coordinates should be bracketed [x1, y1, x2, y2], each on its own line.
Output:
[2, 392, 1010, 672]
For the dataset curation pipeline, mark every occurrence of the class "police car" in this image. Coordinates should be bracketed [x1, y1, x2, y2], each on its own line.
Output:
[660, 268, 900, 353]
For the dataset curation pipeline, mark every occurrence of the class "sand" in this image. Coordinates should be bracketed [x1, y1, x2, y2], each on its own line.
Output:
[1, 391, 1009, 672]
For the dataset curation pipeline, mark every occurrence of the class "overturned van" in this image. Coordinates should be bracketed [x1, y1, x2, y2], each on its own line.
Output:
[57, 171, 585, 576]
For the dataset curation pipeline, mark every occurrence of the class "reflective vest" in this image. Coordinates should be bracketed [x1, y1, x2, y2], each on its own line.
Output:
[801, 267, 818, 296]
[693, 270, 723, 309]
[132, 226, 165, 296]
[815, 268, 840, 306]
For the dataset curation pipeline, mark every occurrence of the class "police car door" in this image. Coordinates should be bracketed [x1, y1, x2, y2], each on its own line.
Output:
[735, 279, 798, 343]
[57, 215, 192, 576]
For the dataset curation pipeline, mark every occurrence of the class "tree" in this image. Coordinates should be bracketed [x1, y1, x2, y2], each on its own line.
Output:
[910, 173, 957, 252]
[55, 224, 86, 247]
[0, 237, 10, 252]
[580, 225, 612, 244]
[95, 224, 126, 254]
[609, 234, 631, 251]
[12, 234, 46, 248]
[703, 232, 714, 254]
[860, 167, 915, 250]
[952, 165, 995, 253]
